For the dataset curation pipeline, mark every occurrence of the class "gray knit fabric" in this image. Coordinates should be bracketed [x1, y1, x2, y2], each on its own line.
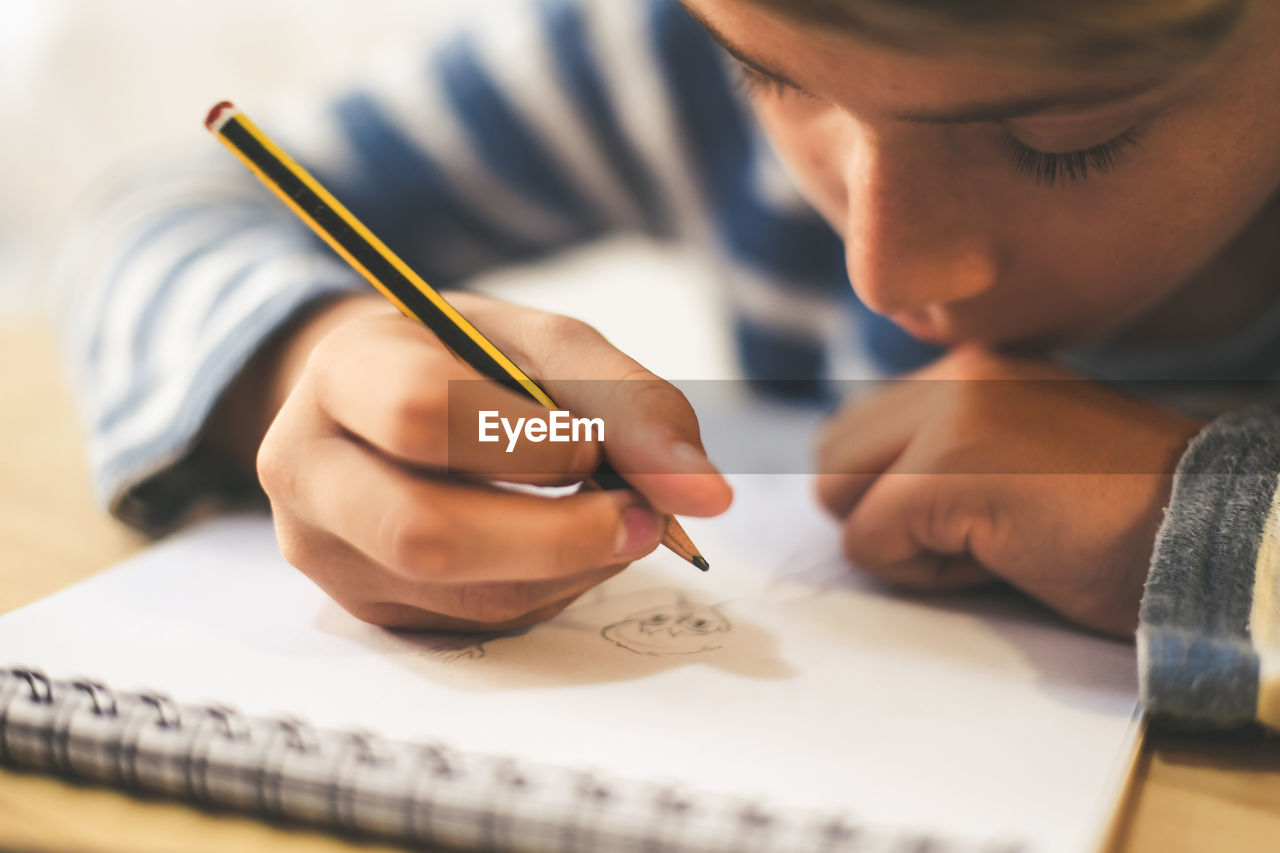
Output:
[1138, 403, 1280, 726]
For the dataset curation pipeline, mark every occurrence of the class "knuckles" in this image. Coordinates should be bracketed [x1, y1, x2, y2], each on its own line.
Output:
[368, 343, 459, 447]
[378, 503, 456, 581]
[256, 421, 294, 502]
[813, 473, 854, 518]
[813, 419, 849, 474]
[274, 522, 326, 574]
[379, 372, 451, 457]
[305, 318, 369, 379]
[514, 311, 613, 375]
[624, 372, 693, 417]
[523, 312, 600, 353]
[839, 512, 878, 569]
[310, 318, 457, 441]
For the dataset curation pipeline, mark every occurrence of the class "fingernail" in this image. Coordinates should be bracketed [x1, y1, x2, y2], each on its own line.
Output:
[615, 502, 662, 558]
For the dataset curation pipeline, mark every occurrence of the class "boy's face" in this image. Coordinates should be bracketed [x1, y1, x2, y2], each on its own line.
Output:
[685, 0, 1280, 349]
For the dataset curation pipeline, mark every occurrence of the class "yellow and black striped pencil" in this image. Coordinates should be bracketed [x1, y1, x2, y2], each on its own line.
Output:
[204, 100, 708, 571]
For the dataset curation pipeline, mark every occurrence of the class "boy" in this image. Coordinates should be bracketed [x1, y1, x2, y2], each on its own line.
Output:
[58, 0, 1280, 730]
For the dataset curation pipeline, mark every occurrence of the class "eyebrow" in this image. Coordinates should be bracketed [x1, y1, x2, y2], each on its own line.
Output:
[681, 1, 1158, 123]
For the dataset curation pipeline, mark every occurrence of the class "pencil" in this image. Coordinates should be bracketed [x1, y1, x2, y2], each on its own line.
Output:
[204, 100, 709, 572]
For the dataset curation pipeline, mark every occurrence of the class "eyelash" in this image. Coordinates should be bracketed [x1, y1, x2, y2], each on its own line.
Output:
[736, 62, 1143, 187]
[735, 65, 807, 100]
[998, 132, 1141, 186]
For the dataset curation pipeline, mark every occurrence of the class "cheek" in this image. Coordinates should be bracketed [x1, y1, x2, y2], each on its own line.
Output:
[1028, 100, 1280, 320]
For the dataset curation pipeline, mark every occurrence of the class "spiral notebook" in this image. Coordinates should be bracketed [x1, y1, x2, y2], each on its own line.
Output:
[0, 474, 1141, 853]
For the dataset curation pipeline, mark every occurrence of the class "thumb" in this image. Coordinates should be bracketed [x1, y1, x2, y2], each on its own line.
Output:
[453, 296, 732, 516]
[589, 377, 732, 517]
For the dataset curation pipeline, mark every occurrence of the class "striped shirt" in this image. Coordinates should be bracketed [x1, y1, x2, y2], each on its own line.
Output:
[54, 0, 1280, 732]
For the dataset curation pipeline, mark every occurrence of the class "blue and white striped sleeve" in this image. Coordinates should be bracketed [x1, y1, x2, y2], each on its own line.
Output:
[53, 152, 366, 531]
[1139, 403, 1280, 731]
[52, 0, 729, 533]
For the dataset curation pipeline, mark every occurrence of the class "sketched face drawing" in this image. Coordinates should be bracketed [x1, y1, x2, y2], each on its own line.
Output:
[601, 601, 731, 656]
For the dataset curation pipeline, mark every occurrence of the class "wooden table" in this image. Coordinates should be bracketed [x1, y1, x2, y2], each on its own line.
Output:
[2, 319, 1277, 852]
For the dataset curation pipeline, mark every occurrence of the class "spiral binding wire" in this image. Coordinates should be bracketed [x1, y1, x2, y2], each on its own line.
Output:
[0, 667, 1026, 853]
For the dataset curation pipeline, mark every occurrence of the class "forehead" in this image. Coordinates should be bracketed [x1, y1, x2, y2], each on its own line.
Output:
[684, 0, 1177, 115]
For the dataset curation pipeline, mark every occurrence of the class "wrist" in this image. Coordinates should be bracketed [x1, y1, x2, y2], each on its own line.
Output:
[205, 292, 389, 475]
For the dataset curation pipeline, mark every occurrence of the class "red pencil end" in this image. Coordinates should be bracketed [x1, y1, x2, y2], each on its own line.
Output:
[204, 100, 237, 132]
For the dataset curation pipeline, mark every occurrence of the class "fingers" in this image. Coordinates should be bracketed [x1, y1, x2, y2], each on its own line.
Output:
[814, 472, 881, 523]
[814, 380, 932, 517]
[856, 554, 994, 591]
[339, 591, 592, 632]
[475, 305, 730, 517]
[263, 414, 642, 625]
[259, 296, 724, 633]
[265, 429, 664, 584]
[839, 472, 996, 591]
[519, 313, 732, 507]
[312, 298, 731, 515]
[585, 385, 733, 518]
[274, 522, 623, 628]
[308, 315, 601, 485]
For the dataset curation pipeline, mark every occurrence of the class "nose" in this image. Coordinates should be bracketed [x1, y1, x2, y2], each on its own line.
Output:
[841, 131, 998, 317]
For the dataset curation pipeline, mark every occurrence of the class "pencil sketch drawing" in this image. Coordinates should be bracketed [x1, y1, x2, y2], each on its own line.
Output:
[404, 629, 529, 662]
[414, 632, 492, 662]
[601, 597, 732, 656]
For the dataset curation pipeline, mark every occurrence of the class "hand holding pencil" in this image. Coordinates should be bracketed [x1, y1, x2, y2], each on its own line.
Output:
[204, 102, 732, 631]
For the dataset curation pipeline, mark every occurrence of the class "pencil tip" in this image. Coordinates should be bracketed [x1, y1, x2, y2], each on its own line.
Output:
[692, 556, 710, 572]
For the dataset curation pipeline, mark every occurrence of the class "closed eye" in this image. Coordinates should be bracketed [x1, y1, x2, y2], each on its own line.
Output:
[735, 62, 814, 100]
[999, 131, 1142, 186]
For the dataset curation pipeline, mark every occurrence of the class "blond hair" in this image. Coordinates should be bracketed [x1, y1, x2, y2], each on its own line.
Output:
[741, 0, 1247, 67]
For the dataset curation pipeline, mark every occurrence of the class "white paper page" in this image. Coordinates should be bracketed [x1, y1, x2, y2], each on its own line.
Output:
[0, 473, 1138, 853]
